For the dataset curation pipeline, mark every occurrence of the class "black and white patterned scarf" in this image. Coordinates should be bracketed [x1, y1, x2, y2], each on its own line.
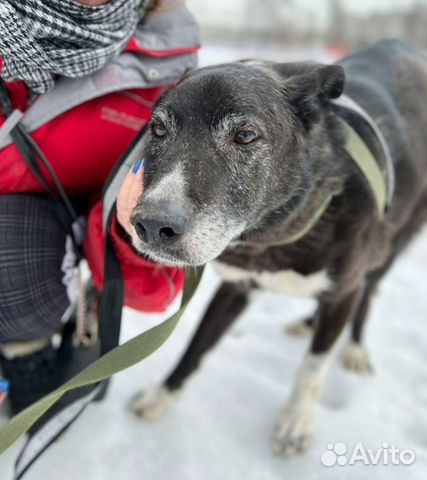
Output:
[0, 0, 147, 93]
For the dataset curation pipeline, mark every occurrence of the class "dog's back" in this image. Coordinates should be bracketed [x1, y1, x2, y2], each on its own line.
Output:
[339, 40, 427, 236]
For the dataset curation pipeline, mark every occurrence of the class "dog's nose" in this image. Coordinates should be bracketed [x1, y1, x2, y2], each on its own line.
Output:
[131, 203, 188, 246]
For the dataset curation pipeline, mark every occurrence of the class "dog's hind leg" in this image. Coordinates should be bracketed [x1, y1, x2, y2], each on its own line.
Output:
[273, 288, 364, 456]
[340, 193, 426, 375]
[285, 314, 315, 338]
[340, 285, 374, 374]
[129, 281, 250, 419]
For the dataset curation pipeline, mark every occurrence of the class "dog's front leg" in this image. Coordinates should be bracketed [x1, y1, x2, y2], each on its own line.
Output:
[273, 288, 364, 456]
[130, 281, 250, 419]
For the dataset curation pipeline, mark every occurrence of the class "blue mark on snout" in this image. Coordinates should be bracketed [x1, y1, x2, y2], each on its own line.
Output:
[132, 158, 145, 175]
[0, 378, 10, 393]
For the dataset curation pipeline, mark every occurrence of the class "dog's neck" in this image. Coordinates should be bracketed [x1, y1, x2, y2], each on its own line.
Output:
[232, 179, 343, 254]
[228, 118, 348, 255]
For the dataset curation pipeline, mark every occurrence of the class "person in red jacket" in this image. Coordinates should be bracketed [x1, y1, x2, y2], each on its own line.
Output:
[0, 0, 199, 411]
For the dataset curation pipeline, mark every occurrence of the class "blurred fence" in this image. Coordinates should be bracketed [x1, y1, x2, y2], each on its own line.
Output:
[187, 0, 426, 50]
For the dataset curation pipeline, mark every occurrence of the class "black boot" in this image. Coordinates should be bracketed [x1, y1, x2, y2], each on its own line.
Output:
[0, 342, 57, 415]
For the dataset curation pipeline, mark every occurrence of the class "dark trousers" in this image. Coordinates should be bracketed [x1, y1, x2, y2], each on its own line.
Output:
[0, 194, 71, 342]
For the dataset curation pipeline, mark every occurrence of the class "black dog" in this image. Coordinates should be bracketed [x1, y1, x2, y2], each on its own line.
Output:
[126, 39, 427, 455]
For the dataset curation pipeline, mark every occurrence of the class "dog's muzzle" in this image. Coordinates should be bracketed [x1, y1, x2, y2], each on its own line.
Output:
[131, 201, 189, 247]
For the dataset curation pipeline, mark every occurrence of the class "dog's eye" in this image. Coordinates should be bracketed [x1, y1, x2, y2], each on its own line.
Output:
[151, 122, 167, 138]
[234, 130, 258, 145]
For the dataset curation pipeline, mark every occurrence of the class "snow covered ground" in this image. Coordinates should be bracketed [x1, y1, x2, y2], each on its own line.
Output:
[1, 44, 426, 479]
[1, 224, 426, 479]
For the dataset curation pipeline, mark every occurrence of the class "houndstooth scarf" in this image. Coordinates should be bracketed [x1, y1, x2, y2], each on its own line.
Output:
[0, 0, 147, 93]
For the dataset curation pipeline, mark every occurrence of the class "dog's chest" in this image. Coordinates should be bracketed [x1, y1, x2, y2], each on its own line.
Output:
[213, 261, 332, 297]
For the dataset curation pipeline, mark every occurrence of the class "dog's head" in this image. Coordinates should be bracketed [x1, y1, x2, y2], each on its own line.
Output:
[129, 61, 345, 266]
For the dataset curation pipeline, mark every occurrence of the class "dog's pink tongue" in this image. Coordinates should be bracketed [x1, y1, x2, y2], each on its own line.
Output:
[117, 161, 144, 236]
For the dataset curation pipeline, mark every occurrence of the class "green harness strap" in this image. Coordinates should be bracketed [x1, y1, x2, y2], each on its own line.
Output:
[0, 116, 388, 456]
[274, 193, 336, 246]
[0, 268, 203, 455]
[275, 116, 387, 246]
[337, 117, 387, 218]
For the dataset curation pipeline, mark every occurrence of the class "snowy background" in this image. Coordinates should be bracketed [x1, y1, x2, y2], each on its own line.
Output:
[1, 1, 426, 478]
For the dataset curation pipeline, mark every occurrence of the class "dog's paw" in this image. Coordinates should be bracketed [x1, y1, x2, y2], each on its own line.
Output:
[272, 406, 314, 457]
[340, 341, 373, 374]
[284, 319, 314, 338]
[128, 385, 178, 420]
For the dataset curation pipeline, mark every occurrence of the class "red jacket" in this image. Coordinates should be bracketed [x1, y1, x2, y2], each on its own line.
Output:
[0, 7, 200, 312]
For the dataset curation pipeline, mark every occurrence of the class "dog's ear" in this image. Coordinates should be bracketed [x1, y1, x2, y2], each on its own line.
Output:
[273, 62, 345, 99]
[271, 62, 345, 129]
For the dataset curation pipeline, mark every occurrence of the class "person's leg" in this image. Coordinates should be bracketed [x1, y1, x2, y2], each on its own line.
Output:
[0, 194, 73, 412]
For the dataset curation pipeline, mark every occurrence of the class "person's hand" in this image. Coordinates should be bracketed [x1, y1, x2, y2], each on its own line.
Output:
[117, 159, 144, 236]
